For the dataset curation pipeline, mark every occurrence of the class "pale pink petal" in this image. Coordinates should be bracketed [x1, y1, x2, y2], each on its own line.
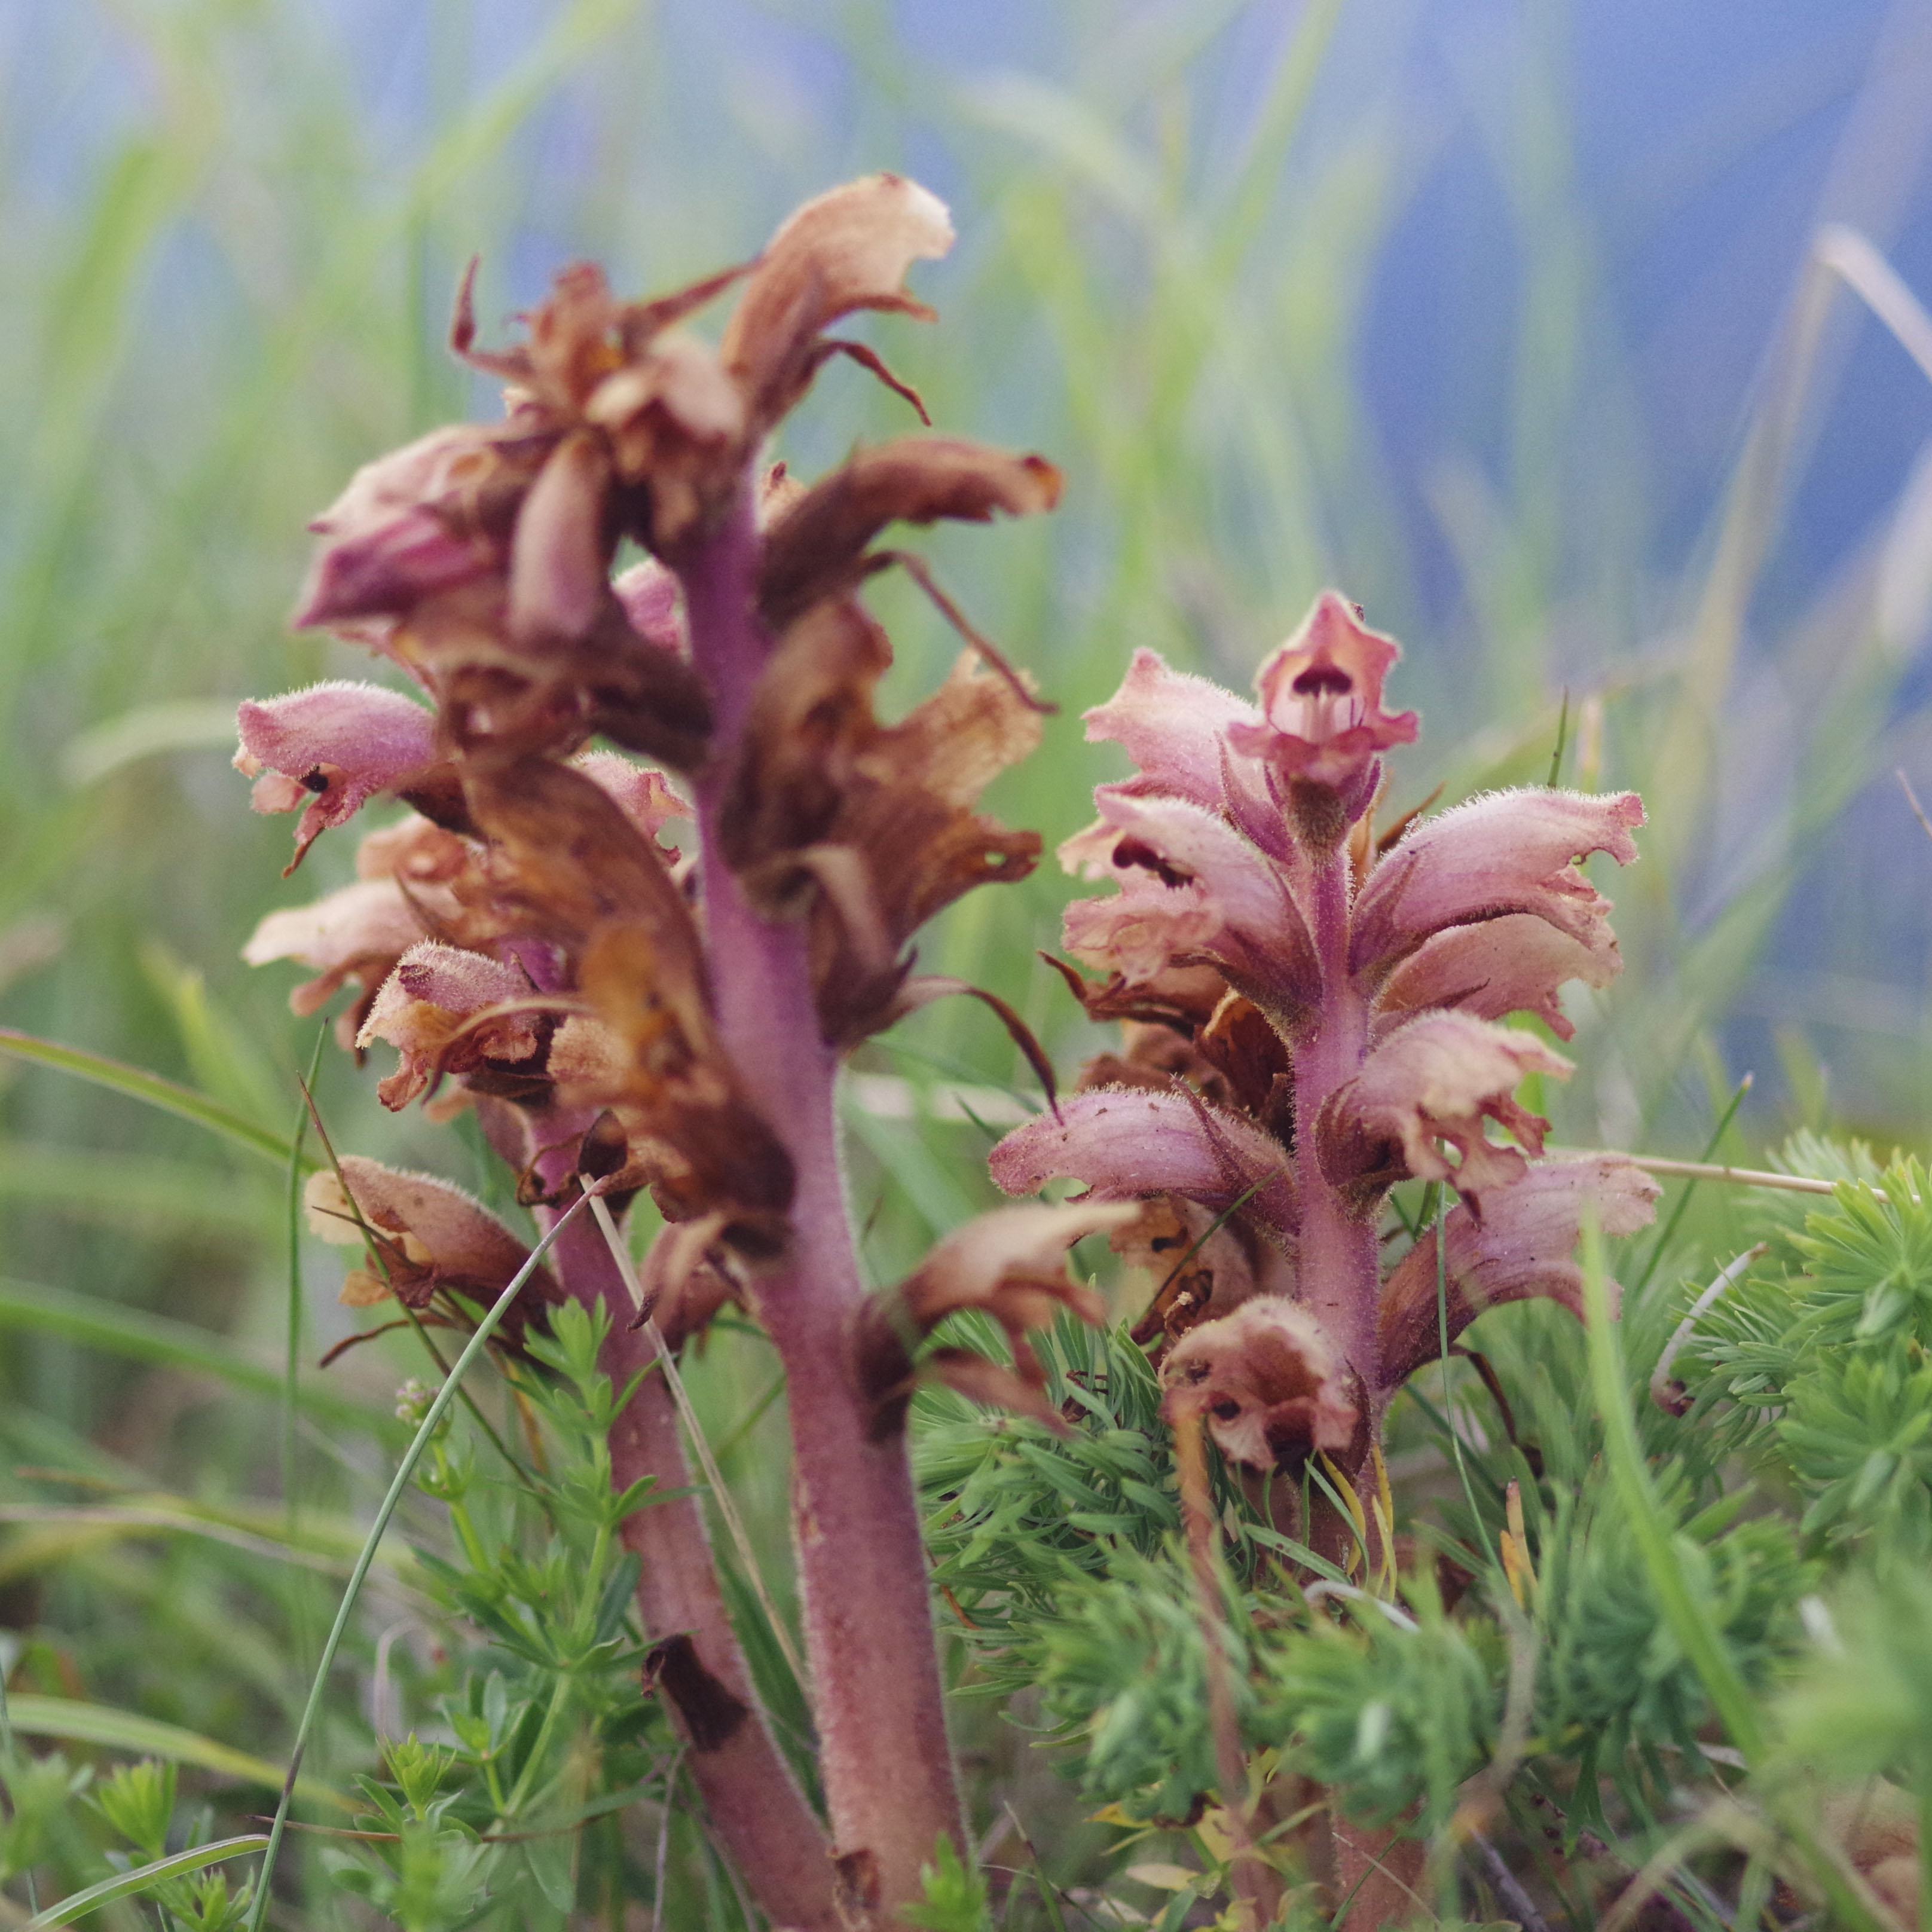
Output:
[235, 682, 438, 866]
[308, 1155, 560, 1310]
[990, 1086, 1298, 1242]
[1320, 1010, 1570, 1205]
[1375, 911, 1621, 1040]
[574, 751, 689, 846]
[612, 558, 686, 655]
[1161, 1298, 1359, 1468]
[294, 424, 512, 628]
[243, 879, 423, 974]
[242, 878, 429, 1019]
[1377, 1154, 1659, 1388]
[507, 430, 612, 644]
[1081, 648, 1264, 813]
[1059, 787, 1318, 1017]
[1225, 591, 1418, 793]
[1352, 787, 1644, 983]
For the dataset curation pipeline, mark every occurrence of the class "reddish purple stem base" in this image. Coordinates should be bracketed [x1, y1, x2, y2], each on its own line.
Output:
[543, 1201, 844, 1930]
[677, 484, 966, 1920]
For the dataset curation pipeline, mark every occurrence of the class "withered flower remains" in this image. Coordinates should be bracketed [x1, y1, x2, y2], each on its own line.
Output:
[240, 176, 1078, 1930]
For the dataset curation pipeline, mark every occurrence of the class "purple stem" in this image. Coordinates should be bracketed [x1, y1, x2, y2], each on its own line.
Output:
[1292, 842, 1382, 1412]
[677, 485, 966, 1919]
[539, 1199, 842, 1931]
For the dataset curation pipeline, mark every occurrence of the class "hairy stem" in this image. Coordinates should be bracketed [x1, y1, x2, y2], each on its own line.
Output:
[545, 1208, 842, 1931]
[678, 485, 965, 1920]
[1293, 840, 1380, 1397]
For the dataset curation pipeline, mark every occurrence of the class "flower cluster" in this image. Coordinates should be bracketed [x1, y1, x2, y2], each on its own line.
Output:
[240, 176, 1071, 1329]
[236, 176, 1124, 1928]
[992, 593, 1659, 1480]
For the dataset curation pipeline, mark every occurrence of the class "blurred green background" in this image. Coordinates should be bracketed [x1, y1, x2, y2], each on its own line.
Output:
[5, 0, 1932, 1879]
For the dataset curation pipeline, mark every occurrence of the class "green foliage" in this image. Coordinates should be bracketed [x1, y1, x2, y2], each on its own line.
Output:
[904, 1833, 994, 1932]
[317, 1299, 674, 1927]
[1775, 1565, 1932, 1788]
[1685, 1154, 1932, 1552]
[1530, 1470, 1811, 1800]
[1260, 1586, 1502, 1832]
[88, 1756, 176, 1861]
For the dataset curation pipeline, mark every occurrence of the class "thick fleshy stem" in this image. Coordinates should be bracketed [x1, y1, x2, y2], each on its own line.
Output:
[1291, 837, 1381, 1403]
[677, 484, 966, 1920]
[537, 1194, 843, 1932]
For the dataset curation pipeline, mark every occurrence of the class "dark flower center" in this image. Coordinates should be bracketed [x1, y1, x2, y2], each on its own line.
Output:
[1291, 664, 1353, 697]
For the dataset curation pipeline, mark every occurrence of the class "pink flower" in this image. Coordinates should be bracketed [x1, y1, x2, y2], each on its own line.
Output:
[358, 940, 543, 1110]
[989, 1085, 1299, 1249]
[1374, 912, 1620, 1041]
[1319, 1010, 1570, 1210]
[1377, 1154, 1660, 1388]
[1226, 591, 1418, 802]
[1060, 788, 1320, 1011]
[1161, 1298, 1359, 1468]
[233, 682, 439, 869]
[1079, 647, 1265, 815]
[1352, 787, 1644, 986]
[292, 424, 527, 631]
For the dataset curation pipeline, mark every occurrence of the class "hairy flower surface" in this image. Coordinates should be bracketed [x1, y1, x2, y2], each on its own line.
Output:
[993, 595, 1656, 1462]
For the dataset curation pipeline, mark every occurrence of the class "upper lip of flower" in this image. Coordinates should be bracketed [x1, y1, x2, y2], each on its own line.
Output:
[1225, 589, 1419, 793]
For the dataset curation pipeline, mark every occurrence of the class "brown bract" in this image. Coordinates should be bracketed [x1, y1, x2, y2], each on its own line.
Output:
[756, 438, 1062, 629]
[305, 1156, 561, 1325]
[852, 1200, 1134, 1438]
[1161, 1298, 1361, 1470]
[722, 597, 1045, 1045]
[462, 759, 794, 1242]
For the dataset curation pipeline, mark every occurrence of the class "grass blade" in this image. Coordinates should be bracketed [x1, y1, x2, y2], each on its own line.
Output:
[1578, 1215, 1764, 1762]
[0, 1028, 296, 1168]
[2, 1697, 346, 1810]
[242, 1189, 596, 1931]
[25, 1833, 269, 1928]
[0, 1275, 384, 1432]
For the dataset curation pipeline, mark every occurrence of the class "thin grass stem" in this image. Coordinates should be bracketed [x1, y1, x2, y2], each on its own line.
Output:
[240, 1188, 595, 1932]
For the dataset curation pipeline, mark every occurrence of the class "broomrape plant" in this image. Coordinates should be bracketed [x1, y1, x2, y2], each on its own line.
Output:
[233, 175, 1136, 1931]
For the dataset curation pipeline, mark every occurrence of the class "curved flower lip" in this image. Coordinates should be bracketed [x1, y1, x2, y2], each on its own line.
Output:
[1376, 1153, 1658, 1390]
[1351, 786, 1644, 983]
[234, 682, 440, 870]
[358, 939, 544, 1110]
[1079, 648, 1264, 813]
[990, 1084, 1298, 1243]
[1057, 787, 1319, 1017]
[1161, 1297, 1359, 1468]
[1225, 591, 1418, 791]
[1374, 911, 1622, 1042]
[1319, 1009, 1570, 1207]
